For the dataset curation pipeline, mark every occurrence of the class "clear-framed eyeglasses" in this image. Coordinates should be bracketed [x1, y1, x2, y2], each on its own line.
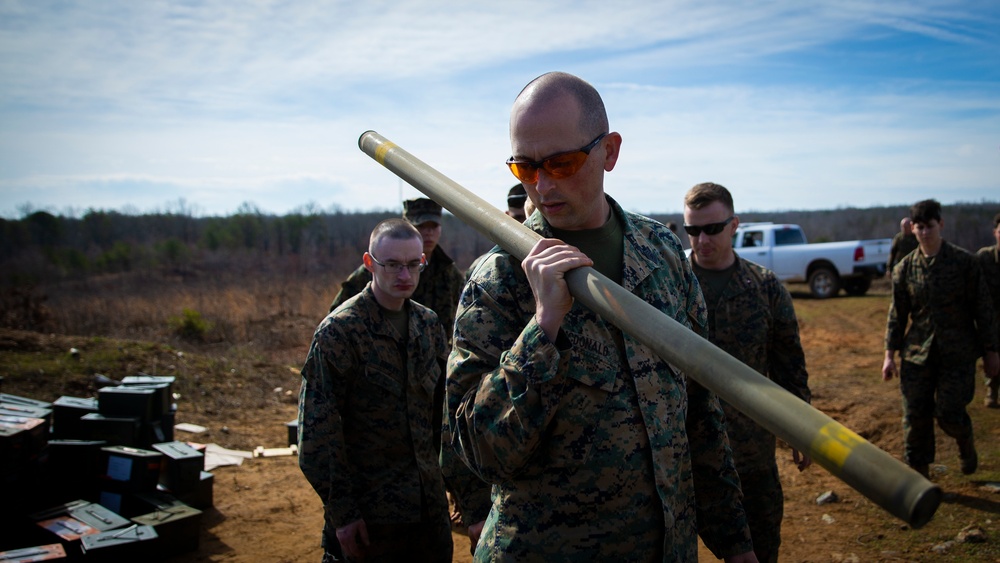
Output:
[370, 254, 426, 274]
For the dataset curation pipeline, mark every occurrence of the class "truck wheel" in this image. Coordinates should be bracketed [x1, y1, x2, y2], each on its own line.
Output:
[843, 277, 872, 296]
[808, 267, 840, 299]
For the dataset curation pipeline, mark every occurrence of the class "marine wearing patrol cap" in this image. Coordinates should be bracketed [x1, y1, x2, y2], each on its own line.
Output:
[403, 198, 442, 226]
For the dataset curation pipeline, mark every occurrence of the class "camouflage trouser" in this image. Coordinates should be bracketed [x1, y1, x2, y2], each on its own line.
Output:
[342, 514, 453, 563]
[899, 353, 976, 467]
[739, 464, 783, 563]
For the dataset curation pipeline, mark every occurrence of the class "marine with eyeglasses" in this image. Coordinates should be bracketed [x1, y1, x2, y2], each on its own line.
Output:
[299, 218, 455, 563]
[326, 199, 491, 556]
[329, 198, 466, 351]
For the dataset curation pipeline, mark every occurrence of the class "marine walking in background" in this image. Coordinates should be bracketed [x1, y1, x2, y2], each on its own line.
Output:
[882, 199, 999, 478]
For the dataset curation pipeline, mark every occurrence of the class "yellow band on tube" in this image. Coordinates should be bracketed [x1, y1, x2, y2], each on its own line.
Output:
[812, 422, 864, 468]
[374, 141, 396, 165]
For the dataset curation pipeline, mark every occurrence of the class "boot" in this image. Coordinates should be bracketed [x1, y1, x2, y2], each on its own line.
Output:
[958, 436, 978, 475]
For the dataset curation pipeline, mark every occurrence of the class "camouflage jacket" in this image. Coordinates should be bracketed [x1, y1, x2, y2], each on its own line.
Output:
[886, 241, 998, 364]
[979, 244, 1000, 345]
[448, 197, 752, 561]
[329, 245, 466, 342]
[888, 232, 919, 272]
[298, 284, 449, 527]
[696, 256, 811, 472]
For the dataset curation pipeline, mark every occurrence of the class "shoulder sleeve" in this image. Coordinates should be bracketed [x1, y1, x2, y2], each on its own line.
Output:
[446, 256, 573, 483]
[766, 271, 811, 403]
[329, 265, 369, 313]
[297, 318, 364, 526]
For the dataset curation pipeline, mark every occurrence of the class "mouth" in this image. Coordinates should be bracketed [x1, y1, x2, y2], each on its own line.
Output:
[540, 201, 565, 213]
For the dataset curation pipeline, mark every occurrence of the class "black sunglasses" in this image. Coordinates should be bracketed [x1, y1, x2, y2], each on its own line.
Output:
[683, 216, 734, 237]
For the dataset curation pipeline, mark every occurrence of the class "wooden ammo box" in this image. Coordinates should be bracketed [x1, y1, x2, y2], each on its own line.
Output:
[0, 543, 67, 562]
[131, 501, 202, 555]
[79, 524, 158, 562]
[151, 441, 203, 494]
[51, 396, 98, 439]
[78, 413, 141, 447]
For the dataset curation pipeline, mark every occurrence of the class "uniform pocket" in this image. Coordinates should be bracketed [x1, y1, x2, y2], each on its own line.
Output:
[363, 364, 403, 397]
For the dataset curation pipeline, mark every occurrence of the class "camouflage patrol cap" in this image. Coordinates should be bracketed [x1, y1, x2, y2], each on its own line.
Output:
[403, 198, 442, 226]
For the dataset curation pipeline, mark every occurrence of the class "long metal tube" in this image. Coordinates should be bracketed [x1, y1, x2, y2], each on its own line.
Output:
[358, 130, 941, 528]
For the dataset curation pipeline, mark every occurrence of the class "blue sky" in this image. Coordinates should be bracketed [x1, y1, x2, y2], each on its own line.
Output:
[1, 1, 998, 219]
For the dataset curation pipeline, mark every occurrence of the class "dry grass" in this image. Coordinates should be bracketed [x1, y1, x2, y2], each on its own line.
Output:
[22, 270, 339, 366]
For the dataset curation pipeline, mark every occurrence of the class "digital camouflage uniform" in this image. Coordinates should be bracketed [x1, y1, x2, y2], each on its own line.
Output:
[298, 284, 452, 561]
[978, 244, 1000, 395]
[886, 242, 998, 468]
[448, 198, 752, 562]
[329, 244, 466, 341]
[888, 231, 919, 272]
[693, 256, 811, 563]
[329, 242, 492, 545]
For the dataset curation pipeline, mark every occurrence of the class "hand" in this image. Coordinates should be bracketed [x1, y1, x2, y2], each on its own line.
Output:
[881, 351, 897, 382]
[724, 551, 759, 563]
[985, 351, 1000, 380]
[792, 449, 812, 471]
[467, 520, 485, 554]
[336, 518, 370, 560]
[521, 238, 593, 341]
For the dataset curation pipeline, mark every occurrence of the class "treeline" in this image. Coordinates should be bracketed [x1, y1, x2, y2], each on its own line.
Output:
[2, 200, 997, 287]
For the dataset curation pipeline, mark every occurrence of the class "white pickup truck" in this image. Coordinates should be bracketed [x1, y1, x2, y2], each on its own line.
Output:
[730, 223, 891, 298]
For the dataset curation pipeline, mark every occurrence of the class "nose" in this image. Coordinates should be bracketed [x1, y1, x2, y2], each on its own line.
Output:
[534, 169, 556, 196]
[398, 266, 413, 280]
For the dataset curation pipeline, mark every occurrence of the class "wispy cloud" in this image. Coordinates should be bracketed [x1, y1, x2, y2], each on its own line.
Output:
[1, 1, 997, 218]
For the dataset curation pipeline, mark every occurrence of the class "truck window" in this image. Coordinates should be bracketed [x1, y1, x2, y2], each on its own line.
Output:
[742, 232, 764, 247]
[774, 228, 806, 246]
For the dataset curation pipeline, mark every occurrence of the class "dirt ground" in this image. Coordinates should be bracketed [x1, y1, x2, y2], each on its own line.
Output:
[5, 283, 1000, 562]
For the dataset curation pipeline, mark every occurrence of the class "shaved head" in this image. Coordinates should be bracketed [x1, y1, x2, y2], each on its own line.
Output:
[513, 72, 608, 139]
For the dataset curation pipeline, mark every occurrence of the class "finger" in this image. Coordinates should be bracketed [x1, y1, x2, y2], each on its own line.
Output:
[524, 239, 592, 270]
[339, 537, 358, 558]
[357, 521, 370, 547]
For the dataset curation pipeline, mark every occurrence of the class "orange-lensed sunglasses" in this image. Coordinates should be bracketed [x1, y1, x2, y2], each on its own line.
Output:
[506, 133, 607, 184]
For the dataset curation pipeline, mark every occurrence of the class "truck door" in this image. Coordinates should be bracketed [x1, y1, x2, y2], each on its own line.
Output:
[739, 230, 771, 269]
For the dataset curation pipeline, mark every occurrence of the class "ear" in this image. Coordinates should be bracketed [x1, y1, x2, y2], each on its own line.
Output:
[730, 215, 740, 232]
[362, 252, 375, 273]
[602, 132, 623, 172]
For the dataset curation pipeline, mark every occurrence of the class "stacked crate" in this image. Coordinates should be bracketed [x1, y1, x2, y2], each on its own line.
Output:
[0, 375, 214, 562]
